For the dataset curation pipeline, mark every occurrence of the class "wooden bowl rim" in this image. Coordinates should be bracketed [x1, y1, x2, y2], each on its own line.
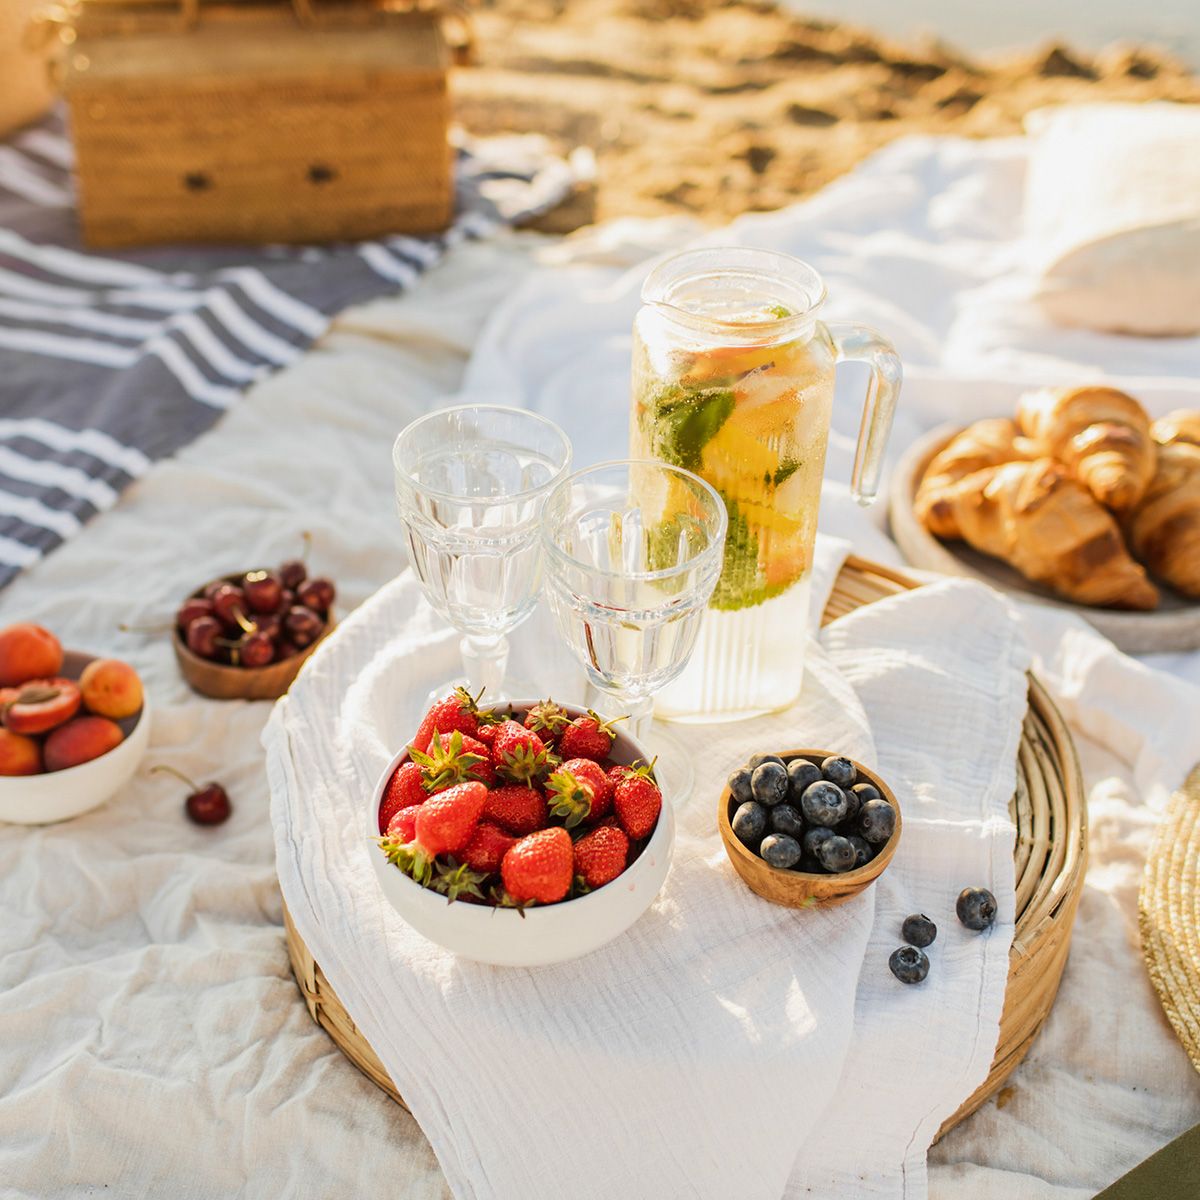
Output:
[717, 748, 902, 888]
[172, 571, 334, 680]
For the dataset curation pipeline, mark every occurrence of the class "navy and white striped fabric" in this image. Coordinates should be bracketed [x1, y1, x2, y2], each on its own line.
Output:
[0, 110, 573, 589]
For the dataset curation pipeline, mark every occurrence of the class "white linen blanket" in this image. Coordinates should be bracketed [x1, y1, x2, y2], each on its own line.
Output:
[2, 134, 1199, 1200]
[266, 548, 1029, 1200]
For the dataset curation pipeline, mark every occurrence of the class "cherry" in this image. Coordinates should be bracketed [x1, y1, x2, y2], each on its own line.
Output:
[211, 584, 253, 632]
[239, 630, 275, 669]
[279, 559, 307, 591]
[276, 638, 300, 660]
[252, 612, 283, 642]
[152, 764, 232, 826]
[202, 579, 227, 601]
[276, 587, 296, 614]
[243, 569, 283, 614]
[297, 576, 335, 615]
[185, 615, 223, 659]
[283, 605, 324, 648]
[175, 597, 215, 630]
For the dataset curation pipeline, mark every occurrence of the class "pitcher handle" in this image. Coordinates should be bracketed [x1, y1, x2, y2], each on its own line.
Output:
[826, 322, 902, 506]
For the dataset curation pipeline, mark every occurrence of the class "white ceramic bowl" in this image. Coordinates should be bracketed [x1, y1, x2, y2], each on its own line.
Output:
[368, 700, 674, 967]
[0, 650, 151, 825]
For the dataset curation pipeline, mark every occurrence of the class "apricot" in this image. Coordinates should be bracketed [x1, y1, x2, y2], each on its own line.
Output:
[79, 658, 143, 720]
[43, 716, 124, 773]
[3, 677, 82, 735]
[0, 623, 63, 687]
[0, 727, 42, 775]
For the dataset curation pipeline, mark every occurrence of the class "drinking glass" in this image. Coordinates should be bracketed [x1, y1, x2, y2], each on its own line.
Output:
[541, 459, 728, 802]
[393, 404, 572, 699]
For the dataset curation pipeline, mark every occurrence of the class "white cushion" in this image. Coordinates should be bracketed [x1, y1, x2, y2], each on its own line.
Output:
[1024, 103, 1200, 337]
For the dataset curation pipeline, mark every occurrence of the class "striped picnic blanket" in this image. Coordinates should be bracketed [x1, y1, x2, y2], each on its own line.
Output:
[0, 110, 574, 589]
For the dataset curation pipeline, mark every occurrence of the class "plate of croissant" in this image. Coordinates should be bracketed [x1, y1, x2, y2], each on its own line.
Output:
[890, 387, 1200, 653]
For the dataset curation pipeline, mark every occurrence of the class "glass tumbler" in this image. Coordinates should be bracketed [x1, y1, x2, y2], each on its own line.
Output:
[631, 246, 901, 722]
[393, 404, 572, 699]
[541, 459, 727, 802]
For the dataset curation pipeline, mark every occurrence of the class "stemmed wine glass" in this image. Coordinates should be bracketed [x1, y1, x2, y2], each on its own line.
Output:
[540, 459, 728, 803]
[393, 404, 573, 700]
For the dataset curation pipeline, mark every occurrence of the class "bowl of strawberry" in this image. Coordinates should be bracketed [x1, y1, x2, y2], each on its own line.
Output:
[369, 692, 673, 966]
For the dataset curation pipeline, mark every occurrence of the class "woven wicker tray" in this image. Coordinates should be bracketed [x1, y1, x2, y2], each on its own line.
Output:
[281, 554, 1089, 1139]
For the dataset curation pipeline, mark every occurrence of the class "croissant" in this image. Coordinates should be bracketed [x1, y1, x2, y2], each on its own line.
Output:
[1017, 386, 1155, 514]
[1153, 409, 1200, 449]
[913, 419, 1027, 539]
[917, 445, 1160, 610]
[1126, 417, 1200, 597]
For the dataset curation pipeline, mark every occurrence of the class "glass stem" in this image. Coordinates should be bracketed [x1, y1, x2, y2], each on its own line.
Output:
[460, 633, 509, 701]
[617, 693, 654, 745]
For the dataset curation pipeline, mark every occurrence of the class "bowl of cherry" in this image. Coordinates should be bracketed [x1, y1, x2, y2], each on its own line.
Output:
[173, 551, 336, 701]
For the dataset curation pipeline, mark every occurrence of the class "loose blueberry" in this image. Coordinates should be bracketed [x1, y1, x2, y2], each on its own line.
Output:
[800, 779, 850, 827]
[901, 913, 937, 948]
[846, 834, 872, 868]
[770, 803, 805, 840]
[889, 945, 930, 985]
[816, 834, 857, 873]
[803, 826, 835, 858]
[728, 767, 754, 805]
[786, 758, 821, 797]
[956, 887, 998, 932]
[821, 755, 857, 788]
[760, 833, 802, 869]
[751, 761, 789, 807]
[859, 798, 896, 845]
[731, 800, 767, 844]
[851, 781, 880, 803]
[748, 753, 786, 771]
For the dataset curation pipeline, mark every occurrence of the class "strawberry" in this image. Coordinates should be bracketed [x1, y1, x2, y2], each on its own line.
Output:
[410, 687, 488, 754]
[573, 824, 629, 889]
[523, 698, 570, 744]
[483, 783, 548, 836]
[431, 859, 487, 903]
[492, 720, 554, 785]
[379, 760, 427, 833]
[501, 827, 574, 904]
[546, 758, 612, 827]
[558, 710, 623, 762]
[411, 729, 490, 792]
[386, 805, 419, 844]
[461, 822, 519, 875]
[613, 761, 662, 840]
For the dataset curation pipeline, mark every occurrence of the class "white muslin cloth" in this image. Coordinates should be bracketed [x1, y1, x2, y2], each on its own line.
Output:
[266, 535, 1030, 1200]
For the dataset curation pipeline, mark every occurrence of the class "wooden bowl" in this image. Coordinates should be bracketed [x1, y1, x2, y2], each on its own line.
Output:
[717, 750, 901, 908]
[173, 575, 334, 701]
[889, 424, 1200, 654]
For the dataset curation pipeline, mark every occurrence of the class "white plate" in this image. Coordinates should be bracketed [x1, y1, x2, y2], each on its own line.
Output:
[889, 425, 1200, 654]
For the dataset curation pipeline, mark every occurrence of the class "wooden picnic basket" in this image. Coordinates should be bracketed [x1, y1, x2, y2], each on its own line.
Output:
[281, 556, 1089, 1142]
[54, 0, 466, 247]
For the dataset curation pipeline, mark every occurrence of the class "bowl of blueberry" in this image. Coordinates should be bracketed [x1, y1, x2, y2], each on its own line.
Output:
[718, 749, 901, 908]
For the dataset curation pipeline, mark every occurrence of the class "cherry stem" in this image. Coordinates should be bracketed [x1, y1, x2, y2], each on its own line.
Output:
[233, 607, 256, 635]
[119, 620, 173, 634]
[151, 764, 200, 792]
[300, 530, 312, 563]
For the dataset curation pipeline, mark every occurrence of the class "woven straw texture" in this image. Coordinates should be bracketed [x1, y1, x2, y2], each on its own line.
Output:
[1139, 765, 1200, 1075]
[282, 554, 1089, 1138]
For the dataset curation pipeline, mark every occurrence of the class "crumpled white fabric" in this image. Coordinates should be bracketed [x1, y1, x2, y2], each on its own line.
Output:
[266, 531, 1030, 1200]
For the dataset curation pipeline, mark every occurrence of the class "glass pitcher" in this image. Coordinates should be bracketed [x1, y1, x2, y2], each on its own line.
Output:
[630, 246, 901, 722]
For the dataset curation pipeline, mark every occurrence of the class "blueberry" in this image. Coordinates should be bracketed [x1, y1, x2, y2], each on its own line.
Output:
[850, 782, 880, 812]
[760, 833, 802, 869]
[728, 767, 754, 805]
[847, 835, 872, 868]
[803, 826, 835, 858]
[800, 780, 849, 827]
[901, 913, 937, 948]
[748, 753, 786, 771]
[840, 787, 862, 825]
[816, 834, 857, 873]
[821, 755, 857, 788]
[786, 758, 821, 797]
[889, 945, 930, 985]
[770, 804, 805, 840]
[731, 801, 767, 844]
[798, 853, 825, 874]
[751, 761, 789, 807]
[859, 798, 896, 845]
[956, 887, 998, 932]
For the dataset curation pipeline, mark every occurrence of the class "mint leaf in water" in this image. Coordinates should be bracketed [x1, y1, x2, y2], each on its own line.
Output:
[764, 303, 793, 319]
[772, 458, 802, 486]
[647, 387, 735, 472]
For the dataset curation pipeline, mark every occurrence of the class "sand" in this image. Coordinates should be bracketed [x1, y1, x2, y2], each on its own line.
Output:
[453, 0, 1200, 231]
